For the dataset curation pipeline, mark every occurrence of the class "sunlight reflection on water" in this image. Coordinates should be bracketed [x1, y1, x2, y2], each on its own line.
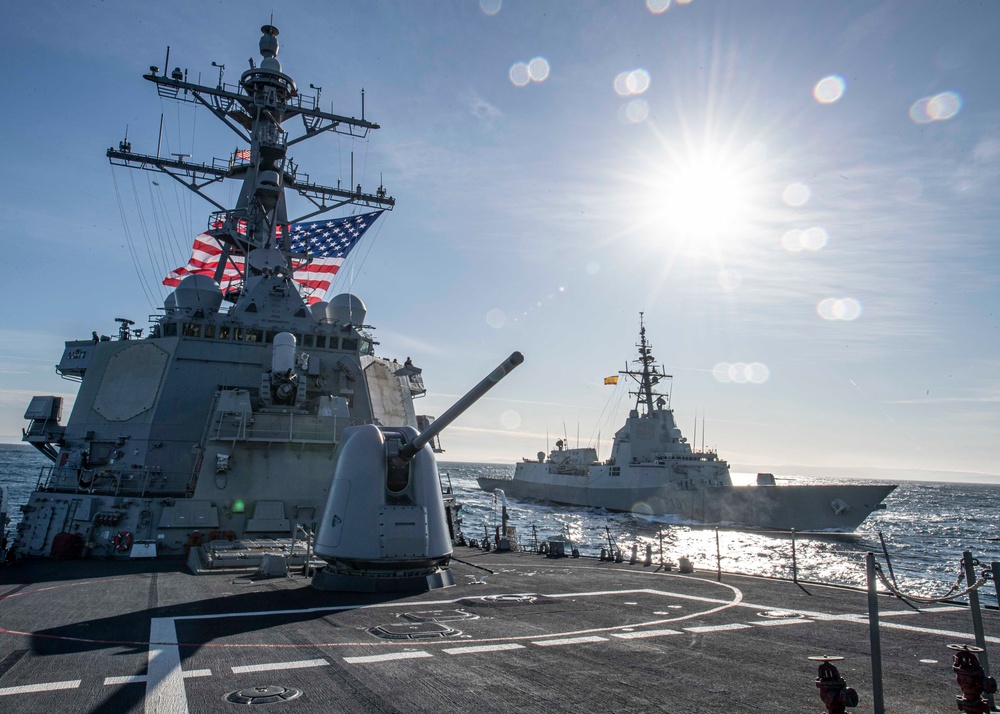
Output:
[448, 462, 1000, 606]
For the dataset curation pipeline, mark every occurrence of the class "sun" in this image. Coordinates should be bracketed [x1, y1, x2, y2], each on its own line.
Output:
[650, 144, 761, 242]
[664, 160, 751, 236]
[616, 129, 770, 260]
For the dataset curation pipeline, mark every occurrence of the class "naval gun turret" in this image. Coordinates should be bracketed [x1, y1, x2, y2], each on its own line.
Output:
[312, 351, 524, 592]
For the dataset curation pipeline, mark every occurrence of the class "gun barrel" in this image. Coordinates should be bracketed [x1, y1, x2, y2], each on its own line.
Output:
[399, 351, 523, 462]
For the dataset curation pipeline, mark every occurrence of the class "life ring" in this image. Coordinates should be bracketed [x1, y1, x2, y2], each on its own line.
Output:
[112, 530, 132, 553]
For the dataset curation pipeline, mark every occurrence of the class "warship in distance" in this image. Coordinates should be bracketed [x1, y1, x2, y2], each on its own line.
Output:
[479, 316, 896, 531]
[12, 24, 503, 580]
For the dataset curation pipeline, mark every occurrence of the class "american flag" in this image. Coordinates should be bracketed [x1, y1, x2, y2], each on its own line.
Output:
[235, 148, 251, 161]
[163, 210, 383, 303]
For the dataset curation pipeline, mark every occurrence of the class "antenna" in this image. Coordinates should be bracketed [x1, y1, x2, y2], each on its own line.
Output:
[211, 61, 225, 87]
[693, 412, 697, 452]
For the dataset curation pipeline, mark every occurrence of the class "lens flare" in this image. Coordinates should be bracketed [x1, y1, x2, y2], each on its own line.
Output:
[781, 229, 803, 252]
[713, 362, 769, 384]
[800, 227, 828, 251]
[614, 69, 651, 97]
[718, 269, 742, 290]
[511, 58, 550, 86]
[501, 410, 521, 430]
[621, 99, 650, 124]
[486, 309, 506, 328]
[528, 57, 550, 82]
[927, 91, 961, 120]
[909, 91, 962, 123]
[817, 297, 862, 321]
[509, 62, 530, 87]
[782, 183, 810, 206]
[813, 75, 846, 104]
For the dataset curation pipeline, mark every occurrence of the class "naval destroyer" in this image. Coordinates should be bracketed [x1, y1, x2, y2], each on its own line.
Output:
[0, 24, 992, 714]
[479, 315, 896, 531]
[10, 24, 480, 576]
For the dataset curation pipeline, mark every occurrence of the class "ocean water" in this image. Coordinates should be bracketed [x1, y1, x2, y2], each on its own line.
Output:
[2, 445, 998, 605]
[442, 461, 1000, 606]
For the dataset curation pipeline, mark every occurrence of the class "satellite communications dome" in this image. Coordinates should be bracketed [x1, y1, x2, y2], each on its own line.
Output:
[174, 274, 223, 311]
[328, 293, 366, 326]
[310, 301, 330, 322]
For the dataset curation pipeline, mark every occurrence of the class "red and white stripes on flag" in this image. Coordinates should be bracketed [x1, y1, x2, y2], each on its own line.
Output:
[163, 210, 383, 304]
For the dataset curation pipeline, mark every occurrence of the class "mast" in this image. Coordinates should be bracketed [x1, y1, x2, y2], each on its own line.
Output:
[621, 312, 671, 416]
[107, 24, 395, 301]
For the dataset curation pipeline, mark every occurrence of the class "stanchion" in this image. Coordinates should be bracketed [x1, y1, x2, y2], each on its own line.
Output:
[962, 551, 995, 712]
[992, 562, 1000, 610]
[791, 528, 798, 583]
[866, 553, 885, 714]
[715, 527, 721, 582]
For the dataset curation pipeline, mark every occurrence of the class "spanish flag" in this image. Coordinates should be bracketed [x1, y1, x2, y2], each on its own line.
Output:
[604, 375, 619, 385]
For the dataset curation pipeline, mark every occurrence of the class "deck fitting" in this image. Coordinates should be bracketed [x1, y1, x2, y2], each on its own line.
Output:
[224, 685, 304, 705]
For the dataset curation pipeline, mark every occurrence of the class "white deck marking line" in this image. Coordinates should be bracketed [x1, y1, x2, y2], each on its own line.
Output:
[105, 670, 212, 686]
[147, 618, 187, 714]
[611, 628, 683, 639]
[685, 623, 753, 633]
[442, 644, 526, 655]
[232, 659, 329, 674]
[749, 619, 813, 627]
[876, 621, 1000, 644]
[532, 636, 609, 647]
[877, 610, 920, 617]
[343, 651, 433, 664]
[0, 680, 81, 696]
[106, 675, 146, 685]
[920, 606, 966, 612]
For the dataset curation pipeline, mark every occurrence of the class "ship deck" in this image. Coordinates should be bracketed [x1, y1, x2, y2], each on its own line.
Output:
[0, 548, 994, 713]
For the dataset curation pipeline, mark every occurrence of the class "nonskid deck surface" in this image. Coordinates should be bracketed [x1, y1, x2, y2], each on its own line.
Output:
[0, 551, 992, 713]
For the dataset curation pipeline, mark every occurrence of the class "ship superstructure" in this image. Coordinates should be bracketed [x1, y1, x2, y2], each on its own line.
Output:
[480, 315, 896, 531]
[14, 26, 437, 566]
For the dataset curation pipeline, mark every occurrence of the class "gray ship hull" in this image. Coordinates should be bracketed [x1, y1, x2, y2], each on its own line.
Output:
[478, 475, 895, 531]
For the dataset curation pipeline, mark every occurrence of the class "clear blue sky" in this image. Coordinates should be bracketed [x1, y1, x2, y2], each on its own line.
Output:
[2, 1, 998, 478]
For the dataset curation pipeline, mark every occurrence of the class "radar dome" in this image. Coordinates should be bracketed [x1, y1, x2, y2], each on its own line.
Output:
[163, 292, 177, 312]
[310, 301, 330, 322]
[328, 293, 366, 326]
[174, 274, 223, 311]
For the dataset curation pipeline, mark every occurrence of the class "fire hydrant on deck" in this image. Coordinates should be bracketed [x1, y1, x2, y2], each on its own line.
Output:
[949, 644, 998, 714]
[809, 655, 858, 714]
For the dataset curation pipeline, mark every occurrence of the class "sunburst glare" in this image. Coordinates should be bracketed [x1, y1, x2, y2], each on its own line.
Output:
[649, 145, 761, 242]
